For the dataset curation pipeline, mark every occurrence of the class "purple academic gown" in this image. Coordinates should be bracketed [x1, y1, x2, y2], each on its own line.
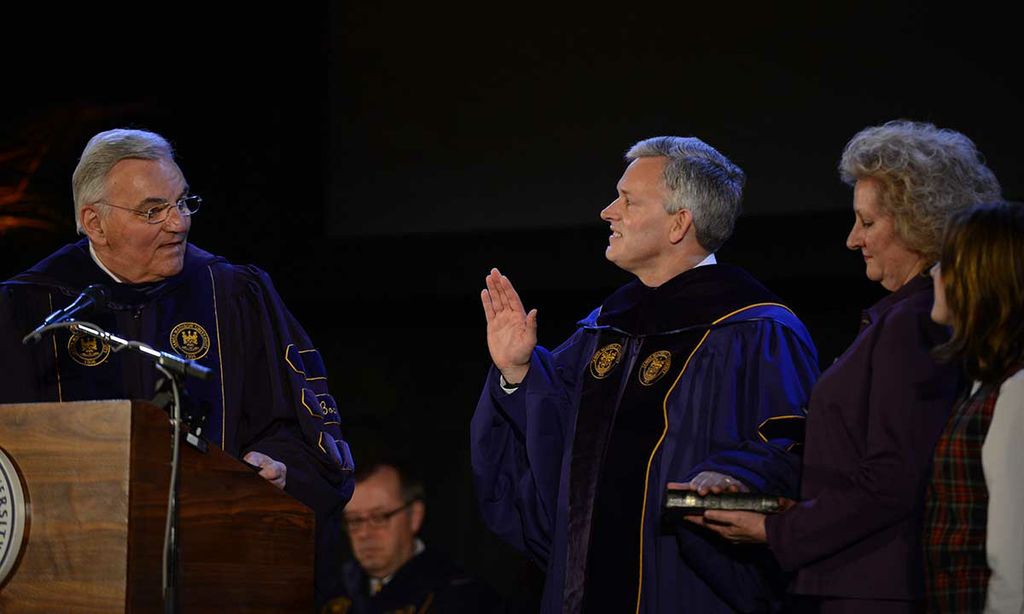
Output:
[471, 265, 820, 613]
[0, 238, 356, 604]
[764, 275, 961, 606]
[331, 547, 506, 614]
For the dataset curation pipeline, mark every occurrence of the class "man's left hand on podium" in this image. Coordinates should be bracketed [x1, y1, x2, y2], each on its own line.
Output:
[243, 450, 287, 489]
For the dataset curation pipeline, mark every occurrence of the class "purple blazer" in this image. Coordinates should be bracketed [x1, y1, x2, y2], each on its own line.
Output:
[765, 274, 961, 600]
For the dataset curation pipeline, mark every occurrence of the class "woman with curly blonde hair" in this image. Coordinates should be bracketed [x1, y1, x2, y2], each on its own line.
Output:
[838, 120, 1001, 286]
[926, 202, 1024, 613]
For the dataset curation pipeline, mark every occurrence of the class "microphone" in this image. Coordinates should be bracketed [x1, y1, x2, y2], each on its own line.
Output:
[155, 350, 214, 381]
[23, 284, 110, 344]
[42, 284, 110, 327]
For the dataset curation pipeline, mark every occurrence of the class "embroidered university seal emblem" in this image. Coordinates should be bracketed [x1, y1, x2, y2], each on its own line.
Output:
[0, 446, 29, 589]
[638, 350, 672, 386]
[68, 332, 110, 366]
[170, 322, 210, 360]
[589, 343, 623, 379]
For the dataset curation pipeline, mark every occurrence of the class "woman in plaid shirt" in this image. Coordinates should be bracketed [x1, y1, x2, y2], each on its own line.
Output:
[926, 202, 1024, 613]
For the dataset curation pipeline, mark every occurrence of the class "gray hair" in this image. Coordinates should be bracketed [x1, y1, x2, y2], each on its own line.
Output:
[839, 120, 1002, 261]
[71, 129, 178, 233]
[626, 136, 745, 253]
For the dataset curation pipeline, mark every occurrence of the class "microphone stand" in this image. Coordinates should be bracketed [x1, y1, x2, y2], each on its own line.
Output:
[24, 320, 214, 382]
[24, 320, 212, 614]
[154, 360, 183, 614]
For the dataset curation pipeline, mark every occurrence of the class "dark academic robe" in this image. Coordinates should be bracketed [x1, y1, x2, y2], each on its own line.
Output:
[325, 548, 506, 614]
[0, 238, 356, 605]
[471, 264, 820, 613]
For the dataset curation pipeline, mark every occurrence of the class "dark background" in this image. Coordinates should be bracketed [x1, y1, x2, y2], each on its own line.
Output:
[2, 3, 1021, 609]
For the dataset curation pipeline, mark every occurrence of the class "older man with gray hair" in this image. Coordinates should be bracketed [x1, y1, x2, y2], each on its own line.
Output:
[0, 128, 355, 607]
[472, 136, 820, 613]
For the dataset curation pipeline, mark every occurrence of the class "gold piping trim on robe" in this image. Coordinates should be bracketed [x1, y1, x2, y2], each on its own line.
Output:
[299, 348, 327, 380]
[284, 343, 328, 381]
[756, 414, 807, 443]
[48, 292, 63, 402]
[209, 267, 227, 449]
[284, 343, 302, 374]
[633, 301, 793, 613]
[300, 388, 321, 419]
[633, 328, 711, 613]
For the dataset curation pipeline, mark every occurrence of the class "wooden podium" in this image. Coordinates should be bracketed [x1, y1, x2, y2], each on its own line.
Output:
[0, 400, 314, 613]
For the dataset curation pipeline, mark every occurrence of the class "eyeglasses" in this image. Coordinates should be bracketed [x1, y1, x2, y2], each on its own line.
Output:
[95, 195, 202, 224]
[342, 501, 414, 532]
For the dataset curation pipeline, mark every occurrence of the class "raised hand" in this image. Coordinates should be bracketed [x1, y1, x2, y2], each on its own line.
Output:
[481, 268, 537, 385]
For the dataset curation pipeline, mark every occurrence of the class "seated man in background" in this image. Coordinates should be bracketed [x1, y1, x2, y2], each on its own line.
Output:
[325, 461, 505, 614]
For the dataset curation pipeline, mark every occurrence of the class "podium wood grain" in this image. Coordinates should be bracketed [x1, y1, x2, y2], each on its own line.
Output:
[0, 400, 314, 613]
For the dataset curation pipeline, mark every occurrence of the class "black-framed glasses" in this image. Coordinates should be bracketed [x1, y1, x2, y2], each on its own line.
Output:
[95, 195, 202, 224]
[342, 501, 414, 532]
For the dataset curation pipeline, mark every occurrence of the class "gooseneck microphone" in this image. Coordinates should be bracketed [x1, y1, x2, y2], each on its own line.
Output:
[20, 283, 212, 381]
[23, 284, 110, 344]
[42, 284, 110, 327]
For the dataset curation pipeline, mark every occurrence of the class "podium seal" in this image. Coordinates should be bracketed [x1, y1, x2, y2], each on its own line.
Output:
[0, 446, 28, 588]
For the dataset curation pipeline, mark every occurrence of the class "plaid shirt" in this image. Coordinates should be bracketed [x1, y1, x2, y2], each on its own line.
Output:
[925, 382, 999, 612]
